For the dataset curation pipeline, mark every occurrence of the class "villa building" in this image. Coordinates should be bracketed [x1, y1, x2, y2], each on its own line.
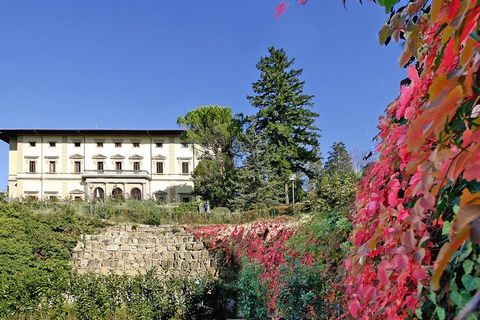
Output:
[0, 129, 199, 202]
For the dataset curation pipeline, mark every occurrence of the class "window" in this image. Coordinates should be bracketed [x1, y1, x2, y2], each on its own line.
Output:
[133, 162, 140, 171]
[97, 142, 103, 148]
[74, 142, 81, 147]
[133, 142, 140, 148]
[115, 162, 122, 171]
[49, 161, 56, 173]
[49, 142, 56, 147]
[182, 197, 190, 203]
[29, 161, 36, 173]
[115, 142, 122, 148]
[156, 162, 164, 174]
[74, 161, 81, 173]
[181, 143, 189, 148]
[74, 196, 82, 201]
[97, 161, 104, 171]
[181, 162, 189, 174]
[155, 142, 163, 148]
[29, 142, 36, 147]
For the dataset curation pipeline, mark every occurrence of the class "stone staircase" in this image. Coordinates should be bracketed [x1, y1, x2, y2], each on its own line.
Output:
[71, 224, 216, 277]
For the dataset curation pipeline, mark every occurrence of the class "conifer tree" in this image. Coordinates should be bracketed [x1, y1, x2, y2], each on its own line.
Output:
[324, 142, 353, 174]
[246, 47, 320, 204]
[230, 120, 283, 210]
[316, 142, 357, 211]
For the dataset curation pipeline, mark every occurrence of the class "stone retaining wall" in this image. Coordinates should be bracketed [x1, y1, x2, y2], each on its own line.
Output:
[71, 224, 216, 276]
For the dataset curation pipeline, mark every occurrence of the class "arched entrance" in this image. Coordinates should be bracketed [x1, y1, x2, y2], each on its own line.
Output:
[130, 187, 142, 200]
[112, 187, 123, 199]
[93, 187, 105, 200]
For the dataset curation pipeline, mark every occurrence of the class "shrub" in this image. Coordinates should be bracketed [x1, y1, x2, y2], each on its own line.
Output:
[0, 202, 104, 317]
[235, 258, 269, 320]
[69, 271, 222, 320]
[210, 207, 230, 215]
[277, 259, 326, 320]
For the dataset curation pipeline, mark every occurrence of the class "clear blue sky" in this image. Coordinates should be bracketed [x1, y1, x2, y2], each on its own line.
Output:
[0, 0, 405, 189]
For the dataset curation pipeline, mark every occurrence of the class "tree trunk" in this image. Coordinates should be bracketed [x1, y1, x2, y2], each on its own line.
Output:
[284, 182, 289, 205]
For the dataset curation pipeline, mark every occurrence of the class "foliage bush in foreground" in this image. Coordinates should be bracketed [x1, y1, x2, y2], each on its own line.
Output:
[0, 202, 226, 319]
[277, 258, 326, 320]
[235, 258, 269, 320]
[338, 0, 480, 318]
[279, 0, 479, 317]
[0, 202, 103, 317]
[68, 272, 221, 320]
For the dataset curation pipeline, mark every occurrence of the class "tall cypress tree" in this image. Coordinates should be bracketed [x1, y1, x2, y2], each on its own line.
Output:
[246, 47, 320, 204]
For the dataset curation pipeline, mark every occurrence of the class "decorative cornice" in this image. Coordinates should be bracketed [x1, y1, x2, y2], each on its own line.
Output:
[129, 154, 144, 160]
[152, 154, 166, 160]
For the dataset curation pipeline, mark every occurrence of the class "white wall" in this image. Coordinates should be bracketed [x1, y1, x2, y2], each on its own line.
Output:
[8, 134, 200, 202]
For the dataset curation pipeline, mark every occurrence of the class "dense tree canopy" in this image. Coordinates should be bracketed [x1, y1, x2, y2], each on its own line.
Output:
[177, 105, 240, 206]
[246, 47, 321, 203]
[230, 120, 284, 210]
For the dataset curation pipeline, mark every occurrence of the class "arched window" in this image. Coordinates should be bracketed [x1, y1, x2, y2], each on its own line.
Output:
[130, 187, 142, 200]
[93, 187, 105, 200]
[112, 187, 123, 199]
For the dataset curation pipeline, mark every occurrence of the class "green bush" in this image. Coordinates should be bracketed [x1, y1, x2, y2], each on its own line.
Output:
[87, 198, 292, 226]
[235, 258, 268, 320]
[68, 271, 222, 320]
[288, 208, 352, 269]
[277, 259, 326, 320]
[0, 202, 104, 318]
[210, 207, 230, 215]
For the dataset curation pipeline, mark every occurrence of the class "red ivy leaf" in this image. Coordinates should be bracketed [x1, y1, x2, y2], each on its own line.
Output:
[275, 1, 288, 17]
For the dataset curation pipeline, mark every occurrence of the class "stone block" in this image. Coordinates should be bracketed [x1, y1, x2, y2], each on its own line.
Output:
[106, 244, 119, 251]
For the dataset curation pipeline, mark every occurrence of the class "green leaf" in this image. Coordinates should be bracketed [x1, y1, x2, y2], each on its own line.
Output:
[454, 204, 460, 214]
[436, 307, 446, 320]
[415, 307, 423, 319]
[471, 30, 480, 42]
[461, 274, 480, 292]
[442, 221, 451, 235]
[428, 291, 437, 303]
[450, 290, 472, 308]
[382, 0, 397, 13]
[467, 313, 479, 320]
[463, 260, 475, 274]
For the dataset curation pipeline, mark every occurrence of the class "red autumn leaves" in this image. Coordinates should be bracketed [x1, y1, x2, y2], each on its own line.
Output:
[344, 0, 480, 317]
[275, 0, 307, 17]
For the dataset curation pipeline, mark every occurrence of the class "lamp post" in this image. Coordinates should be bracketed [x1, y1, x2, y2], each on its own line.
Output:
[88, 184, 94, 215]
[289, 173, 296, 213]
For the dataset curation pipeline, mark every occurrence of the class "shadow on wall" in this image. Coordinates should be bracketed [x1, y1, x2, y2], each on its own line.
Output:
[152, 183, 194, 204]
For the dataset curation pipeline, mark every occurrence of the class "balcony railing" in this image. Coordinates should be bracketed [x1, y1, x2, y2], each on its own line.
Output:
[81, 170, 150, 179]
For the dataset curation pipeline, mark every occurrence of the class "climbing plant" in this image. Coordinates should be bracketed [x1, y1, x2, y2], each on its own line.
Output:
[343, 0, 479, 318]
[277, 0, 479, 317]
